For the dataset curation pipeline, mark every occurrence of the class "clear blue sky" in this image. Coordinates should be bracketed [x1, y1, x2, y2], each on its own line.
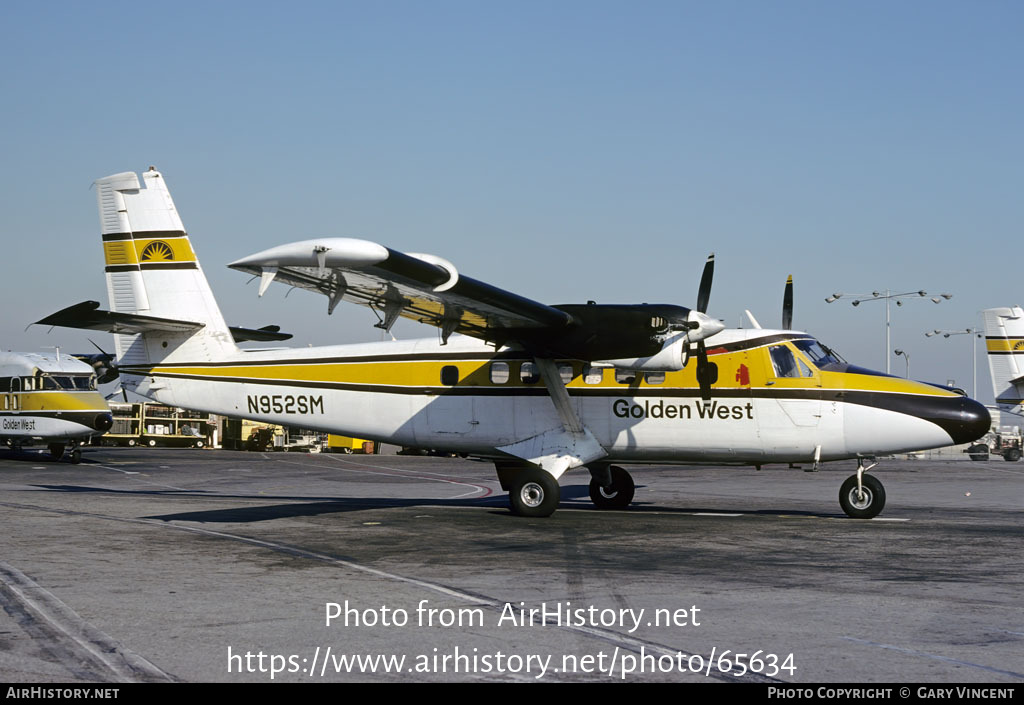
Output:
[2, 1, 1021, 402]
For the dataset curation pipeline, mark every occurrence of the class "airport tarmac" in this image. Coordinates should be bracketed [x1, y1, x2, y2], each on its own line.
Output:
[0, 447, 1021, 683]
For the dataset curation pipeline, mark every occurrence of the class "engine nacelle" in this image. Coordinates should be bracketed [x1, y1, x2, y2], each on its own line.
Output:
[595, 334, 690, 372]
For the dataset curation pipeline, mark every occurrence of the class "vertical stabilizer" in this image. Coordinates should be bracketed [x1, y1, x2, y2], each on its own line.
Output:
[96, 168, 237, 369]
[982, 306, 1024, 417]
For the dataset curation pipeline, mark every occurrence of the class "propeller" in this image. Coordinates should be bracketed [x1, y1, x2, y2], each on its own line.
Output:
[692, 254, 719, 401]
[782, 275, 793, 330]
[86, 339, 120, 384]
[85, 339, 127, 402]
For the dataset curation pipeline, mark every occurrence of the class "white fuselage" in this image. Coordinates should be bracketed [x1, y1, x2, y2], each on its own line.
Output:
[122, 330, 972, 467]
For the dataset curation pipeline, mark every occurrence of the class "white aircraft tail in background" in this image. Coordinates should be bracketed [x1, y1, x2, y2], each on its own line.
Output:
[982, 306, 1024, 418]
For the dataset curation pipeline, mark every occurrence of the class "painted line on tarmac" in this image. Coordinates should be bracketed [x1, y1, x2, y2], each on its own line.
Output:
[304, 454, 495, 499]
[841, 636, 1024, 679]
[0, 560, 177, 683]
[93, 464, 191, 491]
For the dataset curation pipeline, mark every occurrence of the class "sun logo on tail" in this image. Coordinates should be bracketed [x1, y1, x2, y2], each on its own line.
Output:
[140, 241, 174, 262]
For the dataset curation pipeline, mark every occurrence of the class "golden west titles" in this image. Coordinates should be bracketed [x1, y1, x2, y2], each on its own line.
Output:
[613, 399, 753, 420]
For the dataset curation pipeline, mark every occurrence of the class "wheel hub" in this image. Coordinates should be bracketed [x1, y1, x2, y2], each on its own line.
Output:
[848, 487, 873, 509]
[520, 482, 545, 508]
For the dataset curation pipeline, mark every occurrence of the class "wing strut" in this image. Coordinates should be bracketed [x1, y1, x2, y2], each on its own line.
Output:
[496, 359, 606, 478]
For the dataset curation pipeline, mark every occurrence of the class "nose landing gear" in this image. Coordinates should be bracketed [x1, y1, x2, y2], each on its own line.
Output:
[839, 459, 885, 519]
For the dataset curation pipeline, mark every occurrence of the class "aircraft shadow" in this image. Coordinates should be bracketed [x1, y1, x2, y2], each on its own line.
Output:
[29, 483, 831, 522]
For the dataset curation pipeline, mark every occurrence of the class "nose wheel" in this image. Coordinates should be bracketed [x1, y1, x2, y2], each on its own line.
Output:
[839, 462, 886, 519]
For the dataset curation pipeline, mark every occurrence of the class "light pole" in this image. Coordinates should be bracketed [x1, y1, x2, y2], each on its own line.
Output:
[825, 289, 952, 374]
[894, 349, 910, 378]
[925, 328, 981, 399]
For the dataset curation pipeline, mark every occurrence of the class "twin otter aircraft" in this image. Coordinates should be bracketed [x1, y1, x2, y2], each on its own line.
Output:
[39, 168, 989, 517]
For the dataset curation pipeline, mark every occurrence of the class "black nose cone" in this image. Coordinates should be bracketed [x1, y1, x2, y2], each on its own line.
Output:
[93, 413, 114, 433]
[948, 397, 991, 445]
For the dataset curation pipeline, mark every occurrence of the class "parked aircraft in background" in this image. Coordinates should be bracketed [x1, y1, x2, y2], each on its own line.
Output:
[982, 306, 1024, 419]
[0, 350, 113, 462]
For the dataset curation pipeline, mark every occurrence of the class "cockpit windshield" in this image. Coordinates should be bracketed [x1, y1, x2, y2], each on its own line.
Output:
[39, 374, 96, 391]
[794, 339, 844, 369]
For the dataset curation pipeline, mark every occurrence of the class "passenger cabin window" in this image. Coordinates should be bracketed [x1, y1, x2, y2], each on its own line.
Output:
[440, 365, 459, 386]
[520, 362, 540, 384]
[615, 369, 637, 384]
[0, 378, 10, 393]
[559, 364, 574, 384]
[490, 362, 510, 384]
[645, 371, 665, 385]
[583, 366, 603, 385]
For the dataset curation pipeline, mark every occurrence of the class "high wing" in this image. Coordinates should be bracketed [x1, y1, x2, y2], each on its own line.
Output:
[229, 238, 723, 365]
[229, 238, 571, 343]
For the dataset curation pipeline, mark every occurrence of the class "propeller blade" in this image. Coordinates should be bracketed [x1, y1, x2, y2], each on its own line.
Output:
[695, 341, 719, 401]
[782, 275, 793, 330]
[696, 253, 714, 313]
[87, 338, 119, 383]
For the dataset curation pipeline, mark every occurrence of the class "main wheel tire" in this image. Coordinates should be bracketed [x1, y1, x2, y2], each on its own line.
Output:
[509, 468, 560, 517]
[839, 473, 886, 519]
[147, 439, 156, 447]
[127, 439, 137, 447]
[1003, 448, 1021, 462]
[589, 465, 636, 509]
[48, 443, 64, 460]
[70, 448, 81, 464]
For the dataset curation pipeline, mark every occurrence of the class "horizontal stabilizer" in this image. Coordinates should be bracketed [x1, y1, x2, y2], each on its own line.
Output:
[38, 301, 291, 344]
[36, 301, 205, 335]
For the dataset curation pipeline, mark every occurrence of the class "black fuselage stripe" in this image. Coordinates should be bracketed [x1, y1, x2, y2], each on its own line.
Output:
[136, 371, 959, 408]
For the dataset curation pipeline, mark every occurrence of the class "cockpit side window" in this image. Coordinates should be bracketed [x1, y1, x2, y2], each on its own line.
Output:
[769, 345, 811, 378]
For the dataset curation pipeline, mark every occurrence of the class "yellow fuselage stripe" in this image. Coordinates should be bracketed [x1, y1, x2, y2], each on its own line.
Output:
[139, 350, 957, 397]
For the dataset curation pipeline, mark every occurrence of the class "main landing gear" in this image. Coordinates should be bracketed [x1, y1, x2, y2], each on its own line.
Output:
[588, 465, 635, 510]
[839, 460, 885, 519]
[498, 463, 638, 517]
[48, 442, 82, 464]
[507, 467, 561, 518]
